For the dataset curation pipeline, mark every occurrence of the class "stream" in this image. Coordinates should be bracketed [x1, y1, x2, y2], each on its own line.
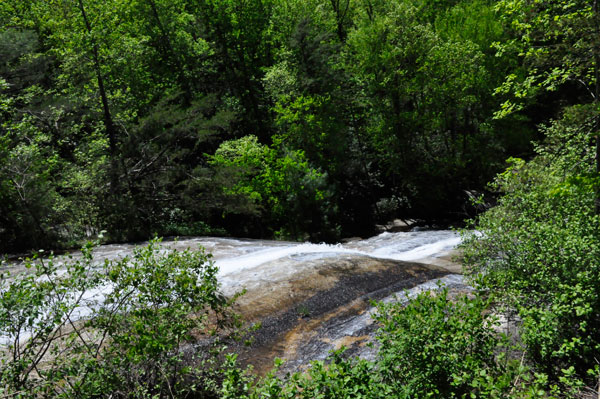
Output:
[1, 229, 468, 375]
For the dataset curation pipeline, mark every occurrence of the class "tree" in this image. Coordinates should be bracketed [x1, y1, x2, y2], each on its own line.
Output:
[494, 0, 600, 210]
[347, 0, 501, 220]
[210, 135, 337, 240]
[0, 27, 68, 250]
[266, 11, 385, 235]
[191, 0, 274, 138]
[76, 0, 117, 179]
[329, 0, 352, 42]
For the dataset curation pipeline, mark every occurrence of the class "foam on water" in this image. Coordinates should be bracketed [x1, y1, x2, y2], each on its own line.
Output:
[1, 229, 463, 346]
[2, 231, 460, 278]
[214, 230, 461, 276]
[215, 243, 363, 276]
[371, 235, 461, 261]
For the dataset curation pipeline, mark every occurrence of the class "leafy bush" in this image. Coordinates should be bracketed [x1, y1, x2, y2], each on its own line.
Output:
[220, 351, 388, 399]
[209, 135, 338, 241]
[374, 289, 548, 399]
[375, 290, 499, 397]
[462, 106, 600, 388]
[0, 239, 237, 398]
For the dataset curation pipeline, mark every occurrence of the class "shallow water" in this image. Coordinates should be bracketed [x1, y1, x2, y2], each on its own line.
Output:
[1, 230, 466, 369]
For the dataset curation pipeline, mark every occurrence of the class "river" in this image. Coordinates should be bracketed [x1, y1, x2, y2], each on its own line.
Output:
[1, 229, 467, 374]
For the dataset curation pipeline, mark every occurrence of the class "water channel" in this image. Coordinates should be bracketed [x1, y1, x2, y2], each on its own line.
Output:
[1, 229, 468, 374]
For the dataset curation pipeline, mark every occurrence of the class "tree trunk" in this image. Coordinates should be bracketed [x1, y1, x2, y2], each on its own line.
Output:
[594, 0, 600, 214]
[146, 0, 192, 104]
[77, 0, 119, 192]
[330, 0, 350, 42]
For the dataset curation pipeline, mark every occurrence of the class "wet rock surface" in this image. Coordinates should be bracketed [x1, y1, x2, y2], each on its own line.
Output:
[1, 230, 466, 375]
[232, 257, 445, 373]
[225, 254, 467, 375]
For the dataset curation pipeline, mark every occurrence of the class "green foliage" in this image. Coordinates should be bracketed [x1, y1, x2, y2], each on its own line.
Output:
[434, 0, 504, 51]
[458, 0, 600, 391]
[8, 0, 600, 394]
[220, 351, 387, 399]
[0, 239, 237, 398]
[0, 86, 73, 249]
[210, 135, 337, 240]
[376, 290, 495, 397]
[0, 0, 527, 249]
[191, 0, 274, 136]
[374, 290, 534, 398]
[346, 1, 506, 219]
[462, 105, 600, 387]
[492, 0, 600, 117]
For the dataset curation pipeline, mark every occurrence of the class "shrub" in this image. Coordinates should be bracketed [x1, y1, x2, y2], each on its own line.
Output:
[374, 289, 546, 399]
[461, 106, 600, 389]
[0, 239, 237, 398]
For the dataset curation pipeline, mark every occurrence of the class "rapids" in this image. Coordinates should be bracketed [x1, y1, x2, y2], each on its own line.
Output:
[1, 229, 467, 373]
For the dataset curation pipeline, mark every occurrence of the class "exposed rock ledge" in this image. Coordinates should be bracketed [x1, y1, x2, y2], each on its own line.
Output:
[226, 252, 467, 376]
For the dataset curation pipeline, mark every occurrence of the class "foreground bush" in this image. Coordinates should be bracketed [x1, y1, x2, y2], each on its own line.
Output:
[376, 291, 510, 398]
[0, 239, 237, 398]
[461, 107, 600, 391]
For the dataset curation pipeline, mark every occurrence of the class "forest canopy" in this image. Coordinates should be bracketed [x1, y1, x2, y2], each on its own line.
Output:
[0, 0, 533, 251]
[0, 0, 592, 252]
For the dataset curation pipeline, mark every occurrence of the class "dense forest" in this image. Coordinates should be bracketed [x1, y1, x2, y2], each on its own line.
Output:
[0, 0, 545, 252]
[2, 0, 600, 397]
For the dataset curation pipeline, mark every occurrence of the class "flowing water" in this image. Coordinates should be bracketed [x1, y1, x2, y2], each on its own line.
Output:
[1, 229, 467, 373]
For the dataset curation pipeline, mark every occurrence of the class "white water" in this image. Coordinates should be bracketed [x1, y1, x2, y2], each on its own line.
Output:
[1, 230, 460, 278]
[212, 230, 460, 276]
[0, 230, 462, 346]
